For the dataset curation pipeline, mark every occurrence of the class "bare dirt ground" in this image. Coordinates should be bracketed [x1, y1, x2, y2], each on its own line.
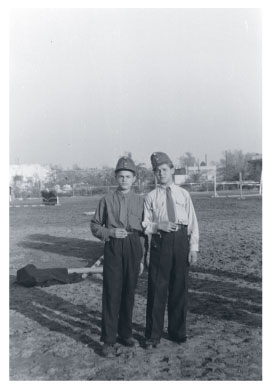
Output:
[9, 194, 262, 380]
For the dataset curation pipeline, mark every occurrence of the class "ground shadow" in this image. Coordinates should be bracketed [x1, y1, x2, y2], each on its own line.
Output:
[190, 265, 261, 284]
[134, 271, 262, 329]
[9, 275, 146, 354]
[78, 273, 262, 329]
[10, 275, 103, 356]
[18, 234, 104, 263]
[10, 262, 262, 359]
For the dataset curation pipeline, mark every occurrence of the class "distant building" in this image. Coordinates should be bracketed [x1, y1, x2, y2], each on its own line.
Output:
[247, 154, 262, 182]
[174, 167, 188, 185]
[9, 164, 51, 185]
[187, 165, 217, 181]
[174, 165, 217, 184]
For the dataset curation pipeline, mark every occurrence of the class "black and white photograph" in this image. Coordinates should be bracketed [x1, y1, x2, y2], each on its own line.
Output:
[8, 4, 263, 381]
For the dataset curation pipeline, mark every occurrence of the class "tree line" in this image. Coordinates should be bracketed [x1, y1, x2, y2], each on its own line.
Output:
[44, 150, 261, 188]
[11, 149, 261, 198]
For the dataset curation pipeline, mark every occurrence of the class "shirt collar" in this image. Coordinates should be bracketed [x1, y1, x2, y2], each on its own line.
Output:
[159, 182, 176, 191]
[116, 188, 133, 198]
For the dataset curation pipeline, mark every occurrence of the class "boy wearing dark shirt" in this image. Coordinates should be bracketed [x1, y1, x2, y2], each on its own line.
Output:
[91, 156, 145, 357]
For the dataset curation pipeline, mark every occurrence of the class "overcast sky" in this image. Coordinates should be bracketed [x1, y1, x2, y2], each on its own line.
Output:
[10, 8, 261, 168]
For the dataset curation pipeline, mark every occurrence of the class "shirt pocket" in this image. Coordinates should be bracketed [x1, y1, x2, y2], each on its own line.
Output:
[174, 198, 186, 215]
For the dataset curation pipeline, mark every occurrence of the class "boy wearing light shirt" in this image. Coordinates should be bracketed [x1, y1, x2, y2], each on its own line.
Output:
[143, 151, 199, 349]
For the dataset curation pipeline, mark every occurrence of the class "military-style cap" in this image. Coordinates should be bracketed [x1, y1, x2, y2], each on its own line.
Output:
[115, 156, 136, 174]
[151, 152, 174, 170]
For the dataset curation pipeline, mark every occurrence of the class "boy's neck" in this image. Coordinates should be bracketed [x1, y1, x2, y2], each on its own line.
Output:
[118, 187, 132, 195]
[160, 180, 174, 187]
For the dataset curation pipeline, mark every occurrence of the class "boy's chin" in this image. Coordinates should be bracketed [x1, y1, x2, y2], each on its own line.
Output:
[119, 185, 131, 191]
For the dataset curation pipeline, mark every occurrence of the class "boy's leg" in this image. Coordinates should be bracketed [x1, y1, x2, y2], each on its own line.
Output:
[167, 227, 190, 340]
[145, 233, 173, 341]
[118, 234, 142, 340]
[101, 239, 123, 344]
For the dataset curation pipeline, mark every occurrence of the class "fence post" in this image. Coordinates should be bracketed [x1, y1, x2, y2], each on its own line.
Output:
[213, 173, 218, 197]
[239, 172, 243, 199]
[259, 171, 262, 195]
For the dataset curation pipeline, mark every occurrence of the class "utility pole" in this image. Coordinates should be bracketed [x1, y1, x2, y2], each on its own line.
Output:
[225, 150, 228, 181]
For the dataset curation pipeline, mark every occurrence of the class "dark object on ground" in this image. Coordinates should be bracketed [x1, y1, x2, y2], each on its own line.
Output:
[41, 189, 58, 205]
[16, 263, 103, 287]
[16, 264, 83, 287]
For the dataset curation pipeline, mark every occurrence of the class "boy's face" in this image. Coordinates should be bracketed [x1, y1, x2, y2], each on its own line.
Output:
[115, 170, 136, 191]
[154, 163, 174, 186]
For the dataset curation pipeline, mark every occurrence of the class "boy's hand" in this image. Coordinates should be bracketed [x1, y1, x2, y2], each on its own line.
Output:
[139, 262, 144, 276]
[109, 228, 128, 239]
[188, 251, 198, 265]
[158, 222, 178, 232]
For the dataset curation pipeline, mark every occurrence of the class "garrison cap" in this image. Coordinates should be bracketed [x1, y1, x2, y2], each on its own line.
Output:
[115, 156, 136, 174]
[151, 152, 174, 170]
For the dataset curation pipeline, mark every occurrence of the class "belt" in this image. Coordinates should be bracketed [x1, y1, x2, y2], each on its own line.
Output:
[175, 223, 188, 230]
[126, 228, 140, 235]
[153, 224, 187, 237]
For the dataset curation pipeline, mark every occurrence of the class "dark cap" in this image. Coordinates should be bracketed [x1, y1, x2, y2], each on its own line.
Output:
[150, 152, 174, 170]
[115, 156, 136, 174]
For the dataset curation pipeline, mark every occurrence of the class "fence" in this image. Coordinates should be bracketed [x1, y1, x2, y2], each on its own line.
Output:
[10, 180, 261, 200]
[71, 184, 156, 197]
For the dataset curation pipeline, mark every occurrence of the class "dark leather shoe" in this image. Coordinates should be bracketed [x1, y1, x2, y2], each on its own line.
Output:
[118, 337, 136, 347]
[169, 335, 187, 344]
[144, 339, 160, 349]
[101, 343, 115, 357]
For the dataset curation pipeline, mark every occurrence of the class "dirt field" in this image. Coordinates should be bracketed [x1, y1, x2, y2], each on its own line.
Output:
[9, 194, 262, 380]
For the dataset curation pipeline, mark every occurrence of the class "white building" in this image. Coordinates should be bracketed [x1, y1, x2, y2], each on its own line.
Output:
[174, 165, 217, 184]
[9, 164, 51, 185]
[187, 165, 217, 181]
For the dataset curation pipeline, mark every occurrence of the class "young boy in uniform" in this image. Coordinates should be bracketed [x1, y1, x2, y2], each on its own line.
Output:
[142, 152, 199, 349]
[91, 156, 145, 357]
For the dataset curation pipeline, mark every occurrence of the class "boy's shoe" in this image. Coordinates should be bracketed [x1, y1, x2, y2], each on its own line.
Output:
[168, 335, 187, 344]
[144, 339, 160, 349]
[118, 337, 136, 347]
[101, 342, 115, 357]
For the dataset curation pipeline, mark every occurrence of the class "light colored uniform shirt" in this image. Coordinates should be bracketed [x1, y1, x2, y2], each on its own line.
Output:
[142, 183, 199, 251]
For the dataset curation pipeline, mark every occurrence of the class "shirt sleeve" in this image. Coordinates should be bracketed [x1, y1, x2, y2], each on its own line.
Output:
[186, 193, 199, 251]
[90, 197, 111, 242]
[142, 193, 159, 234]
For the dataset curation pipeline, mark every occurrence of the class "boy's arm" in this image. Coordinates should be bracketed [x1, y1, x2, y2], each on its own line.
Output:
[142, 194, 159, 234]
[186, 193, 199, 252]
[90, 197, 111, 242]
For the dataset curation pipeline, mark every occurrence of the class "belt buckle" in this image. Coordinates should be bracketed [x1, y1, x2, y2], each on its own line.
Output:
[175, 223, 183, 231]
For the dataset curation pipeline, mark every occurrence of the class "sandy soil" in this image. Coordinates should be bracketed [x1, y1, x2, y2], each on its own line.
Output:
[9, 195, 262, 380]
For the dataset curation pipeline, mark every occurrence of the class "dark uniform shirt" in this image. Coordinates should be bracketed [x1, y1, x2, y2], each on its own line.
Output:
[91, 189, 144, 242]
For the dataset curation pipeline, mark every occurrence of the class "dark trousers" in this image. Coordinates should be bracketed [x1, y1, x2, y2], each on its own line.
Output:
[145, 226, 190, 341]
[101, 234, 142, 343]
